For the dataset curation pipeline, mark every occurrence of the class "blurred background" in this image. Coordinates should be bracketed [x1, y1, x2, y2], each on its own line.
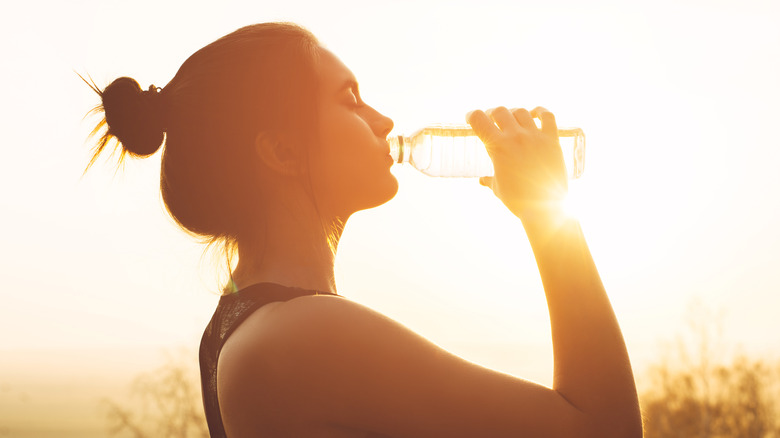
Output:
[2, 0, 779, 436]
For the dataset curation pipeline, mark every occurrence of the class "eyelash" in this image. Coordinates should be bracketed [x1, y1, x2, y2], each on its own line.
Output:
[348, 89, 364, 108]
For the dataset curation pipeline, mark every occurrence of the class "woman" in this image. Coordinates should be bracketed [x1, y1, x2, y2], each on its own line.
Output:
[86, 22, 642, 438]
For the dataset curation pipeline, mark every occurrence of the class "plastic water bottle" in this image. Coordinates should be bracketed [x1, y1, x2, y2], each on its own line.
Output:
[388, 124, 585, 178]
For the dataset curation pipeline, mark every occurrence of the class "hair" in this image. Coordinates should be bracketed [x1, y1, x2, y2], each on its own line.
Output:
[83, 23, 322, 292]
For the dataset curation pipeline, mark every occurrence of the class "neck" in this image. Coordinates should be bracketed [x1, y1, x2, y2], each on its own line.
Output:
[231, 190, 346, 295]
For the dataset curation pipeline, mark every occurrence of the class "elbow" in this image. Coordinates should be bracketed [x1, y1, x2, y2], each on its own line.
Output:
[579, 423, 642, 438]
[556, 387, 644, 438]
[589, 414, 644, 438]
[615, 399, 644, 438]
[608, 418, 644, 438]
[576, 407, 643, 438]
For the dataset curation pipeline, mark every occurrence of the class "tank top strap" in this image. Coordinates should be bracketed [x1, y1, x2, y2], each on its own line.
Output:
[199, 282, 338, 438]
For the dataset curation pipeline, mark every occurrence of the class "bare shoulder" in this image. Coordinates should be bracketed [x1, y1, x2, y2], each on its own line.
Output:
[221, 294, 412, 356]
[217, 294, 586, 437]
[216, 295, 416, 431]
[218, 295, 443, 386]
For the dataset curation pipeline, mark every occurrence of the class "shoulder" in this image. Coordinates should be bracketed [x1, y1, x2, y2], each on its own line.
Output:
[222, 293, 399, 349]
[217, 294, 448, 428]
[217, 294, 586, 437]
[220, 293, 438, 372]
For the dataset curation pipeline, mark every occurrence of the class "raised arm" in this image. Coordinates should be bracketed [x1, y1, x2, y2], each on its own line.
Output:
[469, 106, 642, 436]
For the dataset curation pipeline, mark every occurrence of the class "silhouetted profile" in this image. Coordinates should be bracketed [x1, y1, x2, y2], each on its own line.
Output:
[84, 22, 642, 438]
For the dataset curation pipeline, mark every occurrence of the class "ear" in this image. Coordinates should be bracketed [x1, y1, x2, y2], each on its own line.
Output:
[254, 132, 304, 177]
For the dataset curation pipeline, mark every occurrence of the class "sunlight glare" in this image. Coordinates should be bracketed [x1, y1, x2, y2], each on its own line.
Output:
[561, 182, 586, 219]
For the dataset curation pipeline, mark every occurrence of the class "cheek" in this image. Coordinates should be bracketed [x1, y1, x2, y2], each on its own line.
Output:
[310, 109, 397, 212]
[316, 111, 375, 176]
[308, 144, 397, 215]
[320, 111, 369, 148]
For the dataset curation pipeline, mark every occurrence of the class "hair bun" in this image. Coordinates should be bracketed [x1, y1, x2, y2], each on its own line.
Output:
[102, 77, 165, 157]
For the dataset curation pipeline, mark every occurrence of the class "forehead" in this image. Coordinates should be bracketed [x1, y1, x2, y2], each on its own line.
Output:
[316, 47, 356, 91]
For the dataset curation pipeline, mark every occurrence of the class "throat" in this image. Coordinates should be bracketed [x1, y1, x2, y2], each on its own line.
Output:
[231, 220, 343, 295]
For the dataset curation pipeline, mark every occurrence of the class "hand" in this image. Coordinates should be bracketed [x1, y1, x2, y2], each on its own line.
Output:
[467, 106, 568, 220]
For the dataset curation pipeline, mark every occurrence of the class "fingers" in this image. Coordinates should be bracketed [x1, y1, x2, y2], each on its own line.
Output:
[510, 108, 534, 129]
[486, 106, 520, 133]
[468, 106, 558, 137]
[531, 106, 558, 137]
[466, 109, 499, 141]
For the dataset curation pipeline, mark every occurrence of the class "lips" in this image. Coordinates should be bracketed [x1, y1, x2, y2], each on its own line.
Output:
[381, 141, 393, 165]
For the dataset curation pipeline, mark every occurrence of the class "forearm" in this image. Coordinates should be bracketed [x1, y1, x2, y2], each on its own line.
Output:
[465, 105, 641, 434]
[522, 211, 642, 437]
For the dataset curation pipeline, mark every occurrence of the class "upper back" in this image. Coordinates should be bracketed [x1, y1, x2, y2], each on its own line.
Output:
[199, 282, 339, 438]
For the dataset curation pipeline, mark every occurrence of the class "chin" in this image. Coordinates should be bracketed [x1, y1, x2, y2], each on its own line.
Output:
[352, 173, 399, 214]
[372, 175, 401, 209]
[379, 172, 399, 203]
[381, 182, 399, 208]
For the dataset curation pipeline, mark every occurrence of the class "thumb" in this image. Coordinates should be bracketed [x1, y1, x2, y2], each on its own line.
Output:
[478, 176, 494, 188]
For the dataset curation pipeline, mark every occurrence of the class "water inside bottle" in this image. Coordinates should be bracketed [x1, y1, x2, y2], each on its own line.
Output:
[399, 124, 585, 178]
[413, 125, 493, 177]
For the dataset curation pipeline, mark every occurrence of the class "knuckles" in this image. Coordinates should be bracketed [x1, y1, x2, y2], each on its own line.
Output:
[468, 105, 558, 150]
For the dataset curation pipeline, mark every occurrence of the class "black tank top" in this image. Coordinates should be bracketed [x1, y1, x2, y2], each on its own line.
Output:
[199, 282, 339, 438]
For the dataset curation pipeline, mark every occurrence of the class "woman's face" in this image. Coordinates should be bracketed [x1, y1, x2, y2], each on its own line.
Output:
[309, 47, 398, 218]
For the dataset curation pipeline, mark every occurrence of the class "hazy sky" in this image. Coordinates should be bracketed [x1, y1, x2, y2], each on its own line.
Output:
[2, 0, 780, 397]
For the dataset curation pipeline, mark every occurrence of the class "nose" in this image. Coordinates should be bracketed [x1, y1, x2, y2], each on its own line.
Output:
[370, 106, 394, 138]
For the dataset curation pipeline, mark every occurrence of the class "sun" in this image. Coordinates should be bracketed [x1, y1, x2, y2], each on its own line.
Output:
[561, 180, 587, 219]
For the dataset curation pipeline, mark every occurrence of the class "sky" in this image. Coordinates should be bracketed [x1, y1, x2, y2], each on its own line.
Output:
[2, 0, 780, 433]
